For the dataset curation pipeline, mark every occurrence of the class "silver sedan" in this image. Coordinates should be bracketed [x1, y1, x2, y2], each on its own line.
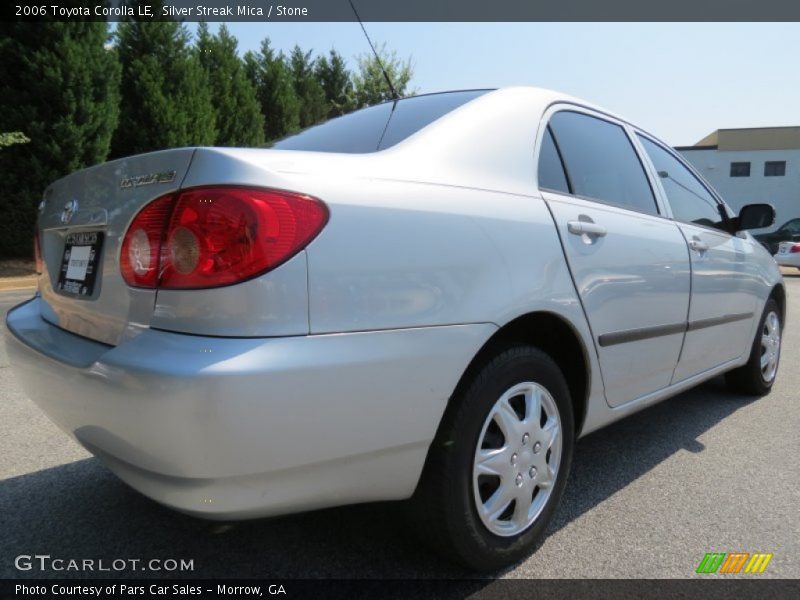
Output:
[5, 87, 784, 570]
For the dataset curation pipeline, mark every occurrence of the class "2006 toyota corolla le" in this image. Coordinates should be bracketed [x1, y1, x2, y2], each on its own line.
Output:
[6, 87, 784, 570]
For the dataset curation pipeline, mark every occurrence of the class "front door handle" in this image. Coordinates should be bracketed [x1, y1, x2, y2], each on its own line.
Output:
[688, 239, 709, 253]
[567, 221, 607, 237]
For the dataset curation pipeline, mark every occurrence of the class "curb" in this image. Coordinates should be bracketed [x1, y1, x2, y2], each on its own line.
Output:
[0, 276, 38, 291]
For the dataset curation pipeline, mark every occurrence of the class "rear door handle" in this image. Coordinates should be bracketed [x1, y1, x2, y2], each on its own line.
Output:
[567, 221, 607, 237]
[688, 239, 709, 253]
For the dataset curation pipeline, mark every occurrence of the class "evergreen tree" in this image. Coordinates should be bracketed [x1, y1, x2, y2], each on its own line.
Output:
[243, 40, 300, 142]
[353, 44, 414, 108]
[289, 46, 327, 128]
[111, 1, 216, 158]
[316, 49, 354, 117]
[0, 132, 31, 149]
[0, 16, 120, 258]
[196, 23, 264, 147]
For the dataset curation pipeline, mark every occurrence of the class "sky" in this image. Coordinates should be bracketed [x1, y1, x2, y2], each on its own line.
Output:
[192, 22, 799, 146]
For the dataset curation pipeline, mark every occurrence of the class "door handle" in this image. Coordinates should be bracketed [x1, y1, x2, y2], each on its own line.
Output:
[688, 239, 709, 253]
[567, 221, 607, 237]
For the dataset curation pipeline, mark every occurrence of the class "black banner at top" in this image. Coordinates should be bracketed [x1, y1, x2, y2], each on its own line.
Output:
[5, 0, 800, 22]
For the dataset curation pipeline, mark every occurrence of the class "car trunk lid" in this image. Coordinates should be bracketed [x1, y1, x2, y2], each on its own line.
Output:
[37, 148, 196, 346]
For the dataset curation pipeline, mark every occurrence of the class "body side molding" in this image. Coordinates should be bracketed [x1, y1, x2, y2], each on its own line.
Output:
[598, 312, 754, 347]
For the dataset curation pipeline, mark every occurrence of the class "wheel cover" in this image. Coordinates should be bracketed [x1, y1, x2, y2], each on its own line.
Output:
[472, 381, 562, 537]
[760, 311, 781, 383]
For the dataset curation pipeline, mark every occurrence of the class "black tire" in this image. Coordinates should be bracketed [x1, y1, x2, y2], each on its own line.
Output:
[725, 298, 782, 396]
[409, 344, 575, 571]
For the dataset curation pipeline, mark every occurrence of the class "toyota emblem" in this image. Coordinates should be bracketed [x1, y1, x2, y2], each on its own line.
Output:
[61, 199, 78, 225]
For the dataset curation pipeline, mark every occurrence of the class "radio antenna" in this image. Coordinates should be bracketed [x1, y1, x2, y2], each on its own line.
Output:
[347, 0, 399, 100]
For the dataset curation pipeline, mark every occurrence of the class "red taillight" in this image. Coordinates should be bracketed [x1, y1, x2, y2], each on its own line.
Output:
[791, 244, 800, 254]
[120, 187, 328, 289]
[120, 194, 174, 288]
[33, 228, 43, 274]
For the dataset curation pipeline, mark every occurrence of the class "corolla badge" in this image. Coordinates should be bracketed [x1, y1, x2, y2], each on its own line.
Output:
[120, 170, 176, 190]
[61, 199, 78, 225]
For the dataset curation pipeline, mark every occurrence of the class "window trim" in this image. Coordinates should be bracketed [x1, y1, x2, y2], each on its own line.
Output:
[547, 124, 574, 194]
[537, 126, 573, 195]
[535, 106, 664, 218]
[635, 131, 734, 236]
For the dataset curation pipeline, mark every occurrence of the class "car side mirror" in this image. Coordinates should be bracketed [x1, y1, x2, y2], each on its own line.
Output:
[737, 203, 775, 231]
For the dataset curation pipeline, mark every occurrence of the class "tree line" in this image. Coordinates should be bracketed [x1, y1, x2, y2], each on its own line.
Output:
[0, 11, 413, 258]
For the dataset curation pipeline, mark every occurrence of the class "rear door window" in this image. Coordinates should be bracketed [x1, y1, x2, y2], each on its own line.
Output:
[637, 135, 726, 230]
[548, 111, 658, 215]
[272, 90, 488, 153]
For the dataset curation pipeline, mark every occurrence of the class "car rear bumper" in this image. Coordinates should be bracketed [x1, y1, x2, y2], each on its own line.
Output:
[5, 296, 494, 519]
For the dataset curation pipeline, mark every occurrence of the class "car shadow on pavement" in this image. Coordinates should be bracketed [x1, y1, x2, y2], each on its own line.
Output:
[547, 376, 754, 534]
[0, 377, 758, 580]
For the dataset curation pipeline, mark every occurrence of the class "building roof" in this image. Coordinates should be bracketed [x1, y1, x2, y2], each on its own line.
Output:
[676, 126, 800, 152]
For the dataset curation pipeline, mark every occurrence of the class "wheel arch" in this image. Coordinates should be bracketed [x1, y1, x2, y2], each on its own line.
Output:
[770, 282, 786, 325]
[447, 311, 591, 435]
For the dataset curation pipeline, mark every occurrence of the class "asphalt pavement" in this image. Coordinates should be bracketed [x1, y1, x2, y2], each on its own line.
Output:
[1, 281, 798, 580]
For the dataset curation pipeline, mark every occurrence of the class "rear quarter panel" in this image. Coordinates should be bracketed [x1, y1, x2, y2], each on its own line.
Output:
[302, 178, 585, 334]
[303, 176, 606, 436]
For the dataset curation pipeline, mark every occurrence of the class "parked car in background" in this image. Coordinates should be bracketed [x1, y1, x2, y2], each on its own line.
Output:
[753, 217, 800, 254]
[5, 87, 785, 571]
[775, 241, 800, 269]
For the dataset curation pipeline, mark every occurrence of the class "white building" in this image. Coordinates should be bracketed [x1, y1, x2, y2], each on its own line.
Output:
[676, 127, 800, 233]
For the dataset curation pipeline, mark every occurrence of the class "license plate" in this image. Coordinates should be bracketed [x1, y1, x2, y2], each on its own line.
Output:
[56, 231, 104, 298]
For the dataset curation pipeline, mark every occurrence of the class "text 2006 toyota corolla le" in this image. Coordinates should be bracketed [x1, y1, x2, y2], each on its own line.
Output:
[6, 88, 784, 569]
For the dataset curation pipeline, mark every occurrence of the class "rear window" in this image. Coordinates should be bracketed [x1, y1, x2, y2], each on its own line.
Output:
[271, 90, 489, 153]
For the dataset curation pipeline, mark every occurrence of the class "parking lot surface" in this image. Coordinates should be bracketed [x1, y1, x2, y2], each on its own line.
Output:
[1, 279, 798, 579]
